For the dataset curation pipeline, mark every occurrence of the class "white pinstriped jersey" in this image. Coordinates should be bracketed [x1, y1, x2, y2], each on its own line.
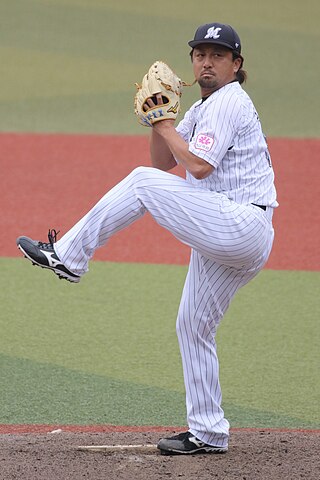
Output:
[176, 82, 278, 207]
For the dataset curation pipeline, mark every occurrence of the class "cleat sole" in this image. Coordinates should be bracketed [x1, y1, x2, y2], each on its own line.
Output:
[17, 244, 80, 283]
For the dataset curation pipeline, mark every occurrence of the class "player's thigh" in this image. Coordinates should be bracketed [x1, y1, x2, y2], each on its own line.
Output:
[132, 167, 272, 267]
[176, 250, 259, 335]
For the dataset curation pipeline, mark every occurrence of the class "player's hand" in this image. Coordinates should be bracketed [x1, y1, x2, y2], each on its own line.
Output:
[145, 93, 163, 110]
[152, 118, 176, 132]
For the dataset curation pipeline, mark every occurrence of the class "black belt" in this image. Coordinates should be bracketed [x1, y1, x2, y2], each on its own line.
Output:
[252, 203, 267, 211]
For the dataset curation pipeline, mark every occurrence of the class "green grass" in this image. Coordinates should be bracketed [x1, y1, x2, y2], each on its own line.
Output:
[1, 0, 319, 431]
[0, 0, 319, 136]
[0, 258, 319, 428]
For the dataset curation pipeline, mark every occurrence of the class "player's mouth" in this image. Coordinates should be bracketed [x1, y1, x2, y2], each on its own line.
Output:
[201, 70, 215, 78]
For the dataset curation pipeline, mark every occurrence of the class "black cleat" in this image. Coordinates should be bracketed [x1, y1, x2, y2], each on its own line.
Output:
[16, 229, 80, 283]
[157, 431, 228, 456]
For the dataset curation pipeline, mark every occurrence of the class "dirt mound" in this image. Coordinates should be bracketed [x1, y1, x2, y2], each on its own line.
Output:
[1, 430, 318, 480]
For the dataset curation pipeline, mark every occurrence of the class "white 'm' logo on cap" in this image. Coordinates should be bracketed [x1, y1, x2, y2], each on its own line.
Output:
[204, 26, 222, 39]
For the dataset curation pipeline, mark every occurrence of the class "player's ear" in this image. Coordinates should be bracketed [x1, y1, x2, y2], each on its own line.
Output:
[233, 57, 242, 73]
[232, 53, 244, 72]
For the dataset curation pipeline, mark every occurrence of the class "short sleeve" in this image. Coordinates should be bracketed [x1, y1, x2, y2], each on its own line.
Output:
[188, 89, 242, 168]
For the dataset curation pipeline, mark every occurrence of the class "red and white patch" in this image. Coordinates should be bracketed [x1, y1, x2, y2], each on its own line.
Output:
[194, 134, 214, 152]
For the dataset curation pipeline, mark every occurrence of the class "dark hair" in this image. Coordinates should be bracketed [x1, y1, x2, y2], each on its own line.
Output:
[232, 51, 247, 84]
[189, 48, 248, 84]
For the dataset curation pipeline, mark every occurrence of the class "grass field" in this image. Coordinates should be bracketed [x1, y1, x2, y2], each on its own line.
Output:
[1, 0, 319, 432]
[1, 259, 319, 428]
[0, 0, 319, 136]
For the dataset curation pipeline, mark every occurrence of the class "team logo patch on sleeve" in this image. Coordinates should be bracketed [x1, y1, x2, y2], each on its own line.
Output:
[195, 134, 214, 152]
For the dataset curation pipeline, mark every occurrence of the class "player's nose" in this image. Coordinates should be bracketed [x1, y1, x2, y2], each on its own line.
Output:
[202, 56, 214, 68]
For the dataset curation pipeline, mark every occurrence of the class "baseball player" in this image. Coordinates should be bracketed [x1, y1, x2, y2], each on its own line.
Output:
[17, 22, 278, 455]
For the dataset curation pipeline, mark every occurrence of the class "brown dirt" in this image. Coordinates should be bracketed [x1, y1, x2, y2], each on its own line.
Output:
[0, 429, 319, 480]
[1, 133, 320, 270]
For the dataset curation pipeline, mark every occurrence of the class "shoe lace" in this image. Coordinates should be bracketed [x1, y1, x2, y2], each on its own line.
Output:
[36, 229, 60, 250]
[48, 229, 60, 246]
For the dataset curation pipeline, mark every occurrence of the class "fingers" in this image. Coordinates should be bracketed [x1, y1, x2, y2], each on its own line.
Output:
[146, 98, 155, 108]
[155, 93, 163, 104]
[144, 94, 163, 111]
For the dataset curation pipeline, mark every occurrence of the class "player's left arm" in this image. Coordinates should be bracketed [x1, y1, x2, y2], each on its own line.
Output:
[153, 119, 214, 180]
[150, 127, 177, 172]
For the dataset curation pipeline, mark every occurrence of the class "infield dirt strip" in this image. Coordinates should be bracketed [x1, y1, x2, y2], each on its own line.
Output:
[1, 134, 319, 479]
[1, 133, 320, 270]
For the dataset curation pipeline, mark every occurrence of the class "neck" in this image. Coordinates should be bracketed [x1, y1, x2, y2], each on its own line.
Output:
[200, 78, 238, 98]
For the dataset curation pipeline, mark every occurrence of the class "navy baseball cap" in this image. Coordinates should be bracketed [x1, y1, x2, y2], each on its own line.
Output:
[188, 23, 242, 54]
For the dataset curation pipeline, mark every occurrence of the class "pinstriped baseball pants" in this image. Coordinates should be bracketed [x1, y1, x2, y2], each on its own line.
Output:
[55, 166, 274, 447]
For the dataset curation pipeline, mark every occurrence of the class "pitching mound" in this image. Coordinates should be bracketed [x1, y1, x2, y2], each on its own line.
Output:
[1, 430, 319, 479]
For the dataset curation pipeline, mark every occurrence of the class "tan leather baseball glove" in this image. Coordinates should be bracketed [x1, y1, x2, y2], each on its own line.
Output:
[134, 61, 185, 127]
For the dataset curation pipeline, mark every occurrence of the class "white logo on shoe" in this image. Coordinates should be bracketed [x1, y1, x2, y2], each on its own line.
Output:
[188, 436, 206, 448]
[42, 250, 62, 268]
[204, 26, 222, 40]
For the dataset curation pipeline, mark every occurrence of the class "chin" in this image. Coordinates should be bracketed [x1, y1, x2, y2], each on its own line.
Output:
[198, 79, 218, 90]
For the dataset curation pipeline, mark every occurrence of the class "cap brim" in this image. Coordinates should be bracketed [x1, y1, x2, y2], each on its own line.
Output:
[188, 39, 240, 52]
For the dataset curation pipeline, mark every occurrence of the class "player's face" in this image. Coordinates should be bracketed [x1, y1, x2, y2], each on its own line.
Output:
[192, 45, 241, 96]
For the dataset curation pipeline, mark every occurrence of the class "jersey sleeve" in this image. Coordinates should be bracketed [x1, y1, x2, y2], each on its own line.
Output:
[188, 91, 242, 168]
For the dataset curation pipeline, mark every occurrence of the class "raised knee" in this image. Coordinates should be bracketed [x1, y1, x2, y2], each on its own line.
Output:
[131, 166, 150, 175]
[130, 166, 158, 179]
[129, 166, 165, 194]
